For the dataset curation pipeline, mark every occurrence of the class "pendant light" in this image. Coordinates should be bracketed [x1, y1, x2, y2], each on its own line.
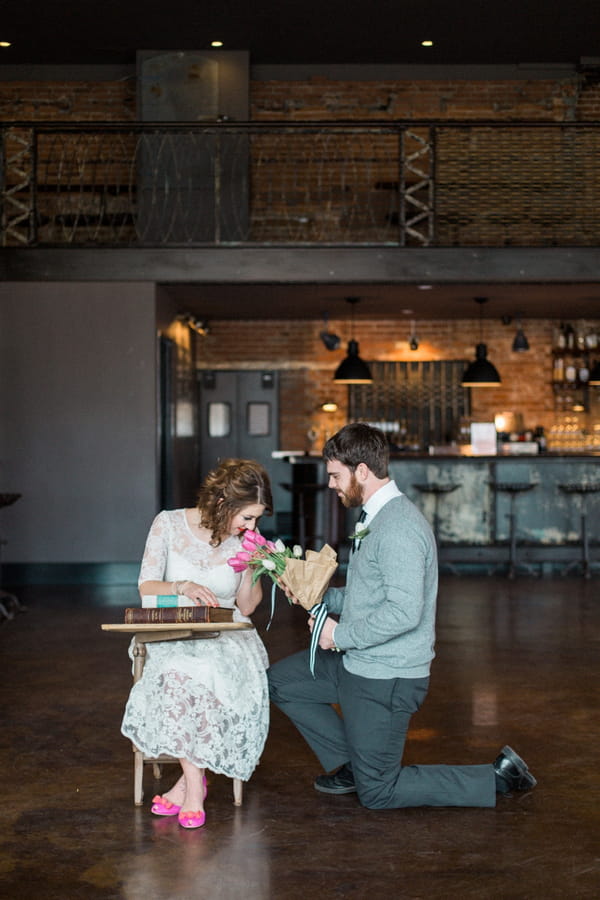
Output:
[333, 297, 373, 384]
[512, 315, 530, 352]
[461, 297, 502, 387]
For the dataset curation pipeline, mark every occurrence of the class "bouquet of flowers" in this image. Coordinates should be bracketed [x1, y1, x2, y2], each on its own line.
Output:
[228, 530, 338, 674]
[227, 530, 303, 584]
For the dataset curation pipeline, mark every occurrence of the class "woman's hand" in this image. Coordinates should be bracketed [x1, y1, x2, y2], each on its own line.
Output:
[181, 581, 219, 607]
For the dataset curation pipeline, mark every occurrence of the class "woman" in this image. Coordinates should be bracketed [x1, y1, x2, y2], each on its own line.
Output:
[121, 458, 273, 829]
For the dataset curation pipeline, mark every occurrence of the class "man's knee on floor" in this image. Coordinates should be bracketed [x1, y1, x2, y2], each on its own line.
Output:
[356, 780, 396, 810]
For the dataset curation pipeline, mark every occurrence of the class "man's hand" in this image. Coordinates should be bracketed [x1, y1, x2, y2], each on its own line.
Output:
[309, 614, 338, 650]
[277, 578, 300, 605]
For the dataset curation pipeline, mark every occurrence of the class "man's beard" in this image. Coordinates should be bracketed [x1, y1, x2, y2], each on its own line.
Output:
[338, 473, 363, 508]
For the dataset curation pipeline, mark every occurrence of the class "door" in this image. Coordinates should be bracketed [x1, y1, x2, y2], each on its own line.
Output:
[198, 370, 289, 531]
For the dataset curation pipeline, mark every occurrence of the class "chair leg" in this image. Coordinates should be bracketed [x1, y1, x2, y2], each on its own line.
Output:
[507, 500, 517, 579]
[233, 778, 243, 806]
[134, 748, 144, 805]
[581, 510, 590, 579]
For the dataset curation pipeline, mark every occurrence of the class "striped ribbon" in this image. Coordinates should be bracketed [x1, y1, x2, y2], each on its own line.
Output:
[308, 601, 330, 677]
[266, 584, 330, 678]
[266, 580, 277, 630]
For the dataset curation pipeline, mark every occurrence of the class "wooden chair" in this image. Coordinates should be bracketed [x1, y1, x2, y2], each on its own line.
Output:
[102, 622, 251, 807]
[131, 629, 243, 806]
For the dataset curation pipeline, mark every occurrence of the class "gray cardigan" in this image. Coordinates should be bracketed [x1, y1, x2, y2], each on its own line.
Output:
[326, 494, 438, 680]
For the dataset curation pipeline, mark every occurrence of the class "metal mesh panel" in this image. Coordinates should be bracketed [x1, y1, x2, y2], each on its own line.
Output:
[348, 360, 470, 449]
[1, 121, 600, 247]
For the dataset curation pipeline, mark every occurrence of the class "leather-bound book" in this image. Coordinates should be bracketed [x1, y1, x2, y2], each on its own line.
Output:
[124, 606, 234, 624]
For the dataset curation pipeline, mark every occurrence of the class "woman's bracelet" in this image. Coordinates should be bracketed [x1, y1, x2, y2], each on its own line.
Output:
[172, 580, 190, 595]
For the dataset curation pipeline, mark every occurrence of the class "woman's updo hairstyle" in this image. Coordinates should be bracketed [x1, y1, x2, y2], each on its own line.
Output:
[197, 458, 273, 546]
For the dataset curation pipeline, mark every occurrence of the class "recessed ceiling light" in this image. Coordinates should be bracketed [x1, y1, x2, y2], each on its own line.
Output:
[421, 40, 433, 48]
[0, 42, 11, 48]
[211, 40, 223, 48]
[417, 284, 433, 290]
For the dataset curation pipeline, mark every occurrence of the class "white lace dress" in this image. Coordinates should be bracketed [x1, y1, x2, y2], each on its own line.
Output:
[120, 509, 269, 781]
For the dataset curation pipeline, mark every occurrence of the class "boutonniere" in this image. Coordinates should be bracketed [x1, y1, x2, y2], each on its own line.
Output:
[348, 525, 370, 542]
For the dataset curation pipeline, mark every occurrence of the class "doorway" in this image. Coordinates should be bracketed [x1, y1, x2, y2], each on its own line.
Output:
[197, 369, 289, 534]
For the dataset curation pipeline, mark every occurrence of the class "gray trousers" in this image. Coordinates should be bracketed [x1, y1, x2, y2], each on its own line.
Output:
[268, 648, 497, 809]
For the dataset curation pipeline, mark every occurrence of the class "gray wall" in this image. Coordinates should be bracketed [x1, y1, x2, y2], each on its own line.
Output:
[0, 282, 159, 566]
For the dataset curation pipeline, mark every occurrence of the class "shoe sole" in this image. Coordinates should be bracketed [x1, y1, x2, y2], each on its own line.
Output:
[313, 781, 357, 795]
[500, 745, 538, 789]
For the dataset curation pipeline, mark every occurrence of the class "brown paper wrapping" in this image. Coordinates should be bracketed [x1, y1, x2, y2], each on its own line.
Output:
[279, 544, 338, 611]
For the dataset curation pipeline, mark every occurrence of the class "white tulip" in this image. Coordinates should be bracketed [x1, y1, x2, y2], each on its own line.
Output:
[293, 544, 303, 558]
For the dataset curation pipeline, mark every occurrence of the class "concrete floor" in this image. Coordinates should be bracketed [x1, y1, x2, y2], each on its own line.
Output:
[0, 576, 598, 899]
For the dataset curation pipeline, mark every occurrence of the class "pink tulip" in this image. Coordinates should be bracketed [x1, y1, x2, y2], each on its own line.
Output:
[227, 557, 248, 572]
[243, 530, 267, 547]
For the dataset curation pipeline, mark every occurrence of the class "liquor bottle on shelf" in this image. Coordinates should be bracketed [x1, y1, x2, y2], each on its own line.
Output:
[564, 323, 576, 350]
[578, 356, 590, 384]
[553, 355, 564, 383]
[564, 356, 577, 384]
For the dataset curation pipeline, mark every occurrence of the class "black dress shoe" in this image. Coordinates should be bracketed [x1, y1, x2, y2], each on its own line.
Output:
[314, 763, 357, 794]
[493, 745, 537, 793]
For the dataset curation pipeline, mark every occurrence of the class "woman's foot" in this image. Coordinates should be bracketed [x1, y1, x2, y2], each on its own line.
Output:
[161, 774, 187, 806]
[150, 774, 186, 816]
[178, 809, 206, 829]
[178, 768, 207, 828]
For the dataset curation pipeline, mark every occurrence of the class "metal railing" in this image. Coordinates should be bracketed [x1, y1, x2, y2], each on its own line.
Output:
[1, 120, 599, 247]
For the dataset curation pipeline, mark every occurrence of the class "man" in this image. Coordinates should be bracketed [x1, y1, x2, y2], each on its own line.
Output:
[268, 423, 536, 809]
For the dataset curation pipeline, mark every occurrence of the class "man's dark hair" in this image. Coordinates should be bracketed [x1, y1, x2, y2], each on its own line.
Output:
[323, 423, 389, 479]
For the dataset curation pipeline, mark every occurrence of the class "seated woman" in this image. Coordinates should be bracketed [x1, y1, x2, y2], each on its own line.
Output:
[121, 458, 273, 829]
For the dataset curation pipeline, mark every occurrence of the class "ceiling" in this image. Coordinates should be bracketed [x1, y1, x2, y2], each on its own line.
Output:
[163, 282, 600, 322]
[2, 1, 600, 68]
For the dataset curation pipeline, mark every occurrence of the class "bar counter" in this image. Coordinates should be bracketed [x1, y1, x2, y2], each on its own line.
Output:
[388, 452, 600, 574]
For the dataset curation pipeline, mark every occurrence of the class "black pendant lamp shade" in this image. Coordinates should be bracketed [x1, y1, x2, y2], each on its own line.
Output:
[512, 316, 530, 352]
[461, 343, 502, 386]
[334, 339, 373, 383]
[333, 298, 373, 384]
[461, 297, 502, 387]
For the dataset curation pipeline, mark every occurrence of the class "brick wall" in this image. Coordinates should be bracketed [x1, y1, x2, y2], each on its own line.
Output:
[250, 77, 581, 121]
[0, 79, 136, 121]
[196, 316, 600, 450]
[1, 73, 599, 246]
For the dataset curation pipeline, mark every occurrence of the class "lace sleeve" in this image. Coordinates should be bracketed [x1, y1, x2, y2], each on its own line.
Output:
[138, 510, 170, 586]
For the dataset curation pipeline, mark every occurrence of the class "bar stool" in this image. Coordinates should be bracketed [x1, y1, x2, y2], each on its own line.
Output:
[412, 483, 460, 546]
[0, 493, 25, 621]
[490, 482, 537, 578]
[280, 482, 327, 549]
[558, 482, 600, 578]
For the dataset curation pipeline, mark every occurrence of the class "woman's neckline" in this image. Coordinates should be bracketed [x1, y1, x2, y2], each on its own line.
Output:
[183, 508, 213, 545]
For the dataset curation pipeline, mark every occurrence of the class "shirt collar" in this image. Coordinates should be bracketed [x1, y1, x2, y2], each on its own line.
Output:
[362, 480, 402, 524]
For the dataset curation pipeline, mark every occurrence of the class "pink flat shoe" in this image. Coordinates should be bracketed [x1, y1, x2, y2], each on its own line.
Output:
[178, 809, 206, 829]
[151, 776, 208, 819]
[151, 795, 181, 817]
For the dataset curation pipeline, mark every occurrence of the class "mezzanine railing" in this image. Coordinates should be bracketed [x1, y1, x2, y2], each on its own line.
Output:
[1, 121, 600, 247]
